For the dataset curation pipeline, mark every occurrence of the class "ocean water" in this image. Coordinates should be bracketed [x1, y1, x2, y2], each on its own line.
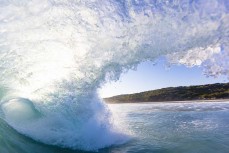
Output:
[1, 101, 229, 153]
[0, 0, 228, 152]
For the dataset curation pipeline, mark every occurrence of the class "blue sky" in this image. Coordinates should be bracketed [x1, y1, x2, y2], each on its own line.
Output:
[99, 58, 228, 98]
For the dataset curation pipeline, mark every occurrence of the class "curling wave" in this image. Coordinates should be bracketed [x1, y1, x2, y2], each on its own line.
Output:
[0, 0, 228, 151]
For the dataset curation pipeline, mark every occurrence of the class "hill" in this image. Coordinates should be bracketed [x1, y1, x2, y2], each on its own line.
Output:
[104, 83, 229, 103]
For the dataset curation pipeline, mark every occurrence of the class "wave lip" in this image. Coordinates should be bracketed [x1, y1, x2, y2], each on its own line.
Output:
[1, 98, 41, 123]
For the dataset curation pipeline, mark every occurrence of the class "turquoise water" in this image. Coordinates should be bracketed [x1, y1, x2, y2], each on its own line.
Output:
[1, 101, 229, 153]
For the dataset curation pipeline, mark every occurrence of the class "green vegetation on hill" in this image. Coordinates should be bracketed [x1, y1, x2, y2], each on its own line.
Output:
[104, 83, 229, 103]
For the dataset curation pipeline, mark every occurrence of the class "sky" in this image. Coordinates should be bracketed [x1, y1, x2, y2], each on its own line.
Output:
[99, 58, 228, 98]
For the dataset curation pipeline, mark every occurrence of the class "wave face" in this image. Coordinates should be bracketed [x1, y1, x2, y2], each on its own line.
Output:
[0, 0, 228, 151]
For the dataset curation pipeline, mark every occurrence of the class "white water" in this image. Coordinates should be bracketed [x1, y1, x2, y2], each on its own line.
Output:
[0, 0, 228, 151]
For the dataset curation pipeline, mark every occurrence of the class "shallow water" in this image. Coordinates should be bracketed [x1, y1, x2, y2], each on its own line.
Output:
[1, 101, 229, 153]
[108, 102, 229, 153]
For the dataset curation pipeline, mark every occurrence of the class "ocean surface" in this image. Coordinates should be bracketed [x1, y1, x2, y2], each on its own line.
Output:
[1, 101, 229, 153]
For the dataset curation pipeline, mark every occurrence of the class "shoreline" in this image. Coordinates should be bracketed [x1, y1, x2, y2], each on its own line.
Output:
[106, 99, 229, 104]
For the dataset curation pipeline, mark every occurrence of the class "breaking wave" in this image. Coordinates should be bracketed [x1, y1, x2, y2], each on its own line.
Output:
[0, 0, 228, 151]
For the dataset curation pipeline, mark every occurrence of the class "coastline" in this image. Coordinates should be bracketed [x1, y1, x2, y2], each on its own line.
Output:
[104, 83, 229, 104]
[106, 99, 229, 104]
